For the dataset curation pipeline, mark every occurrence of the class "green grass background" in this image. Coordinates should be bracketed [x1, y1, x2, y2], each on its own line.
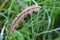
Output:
[0, 0, 60, 40]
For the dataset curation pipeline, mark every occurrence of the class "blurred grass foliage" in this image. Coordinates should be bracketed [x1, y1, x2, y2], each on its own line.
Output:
[0, 0, 60, 40]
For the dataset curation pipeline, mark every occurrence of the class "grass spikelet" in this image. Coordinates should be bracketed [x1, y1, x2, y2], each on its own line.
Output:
[9, 5, 41, 34]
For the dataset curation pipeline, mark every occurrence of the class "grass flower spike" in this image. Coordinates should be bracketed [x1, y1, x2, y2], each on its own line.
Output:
[9, 5, 41, 34]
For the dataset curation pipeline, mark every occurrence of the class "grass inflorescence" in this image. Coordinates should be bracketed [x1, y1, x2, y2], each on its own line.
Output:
[0, 0, 60, 40]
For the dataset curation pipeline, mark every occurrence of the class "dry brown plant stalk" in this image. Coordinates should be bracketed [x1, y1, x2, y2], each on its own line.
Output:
[9, 5, 41, 34]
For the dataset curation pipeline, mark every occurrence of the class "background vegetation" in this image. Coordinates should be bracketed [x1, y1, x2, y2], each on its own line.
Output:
[0, 0, 60, 40]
